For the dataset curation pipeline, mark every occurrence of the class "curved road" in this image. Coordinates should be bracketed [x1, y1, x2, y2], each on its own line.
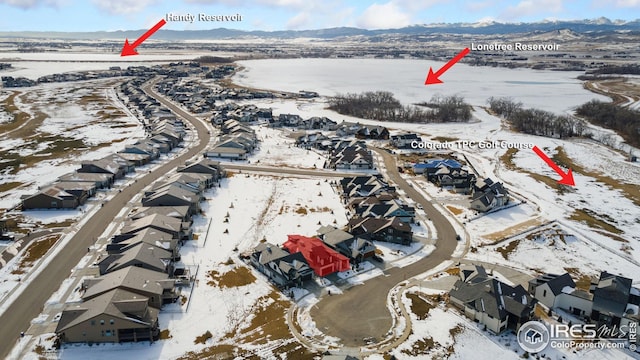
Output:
[309, 148, 458, 346]
[0, 78, 211, 359]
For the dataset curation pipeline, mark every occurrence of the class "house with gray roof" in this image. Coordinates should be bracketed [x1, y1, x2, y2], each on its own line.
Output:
[56, 288, 159, 344]
[249, 243, 313, 288]
[58, 172, 113, 189]
[129, 206, 191, 222]
[109, 227, 180, 259]
[449, 265, 536, 334]
[120, 213, 192, 241]
[316, 225, 376, 264]
[21, 185, 79, 210]
[82, 266, 177, 307]
[141, 185, 202, 216]
[98, 242, 173, 276]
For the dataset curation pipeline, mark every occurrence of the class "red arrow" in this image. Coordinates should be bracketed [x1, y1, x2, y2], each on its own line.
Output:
[425, 48, 470, 85]
[121, 19, 167, 56]
[532, 146, 575, 186]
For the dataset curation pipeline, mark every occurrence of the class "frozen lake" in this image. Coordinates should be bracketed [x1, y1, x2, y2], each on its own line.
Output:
[233, 58, 609, 114]
[0, 51, 207, 79]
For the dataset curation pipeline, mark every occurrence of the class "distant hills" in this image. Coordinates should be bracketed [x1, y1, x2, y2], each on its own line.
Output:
[1, 17, 639, 40]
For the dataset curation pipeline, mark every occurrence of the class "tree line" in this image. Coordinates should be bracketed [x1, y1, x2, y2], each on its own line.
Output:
[575, 100, 640, 147]
[328, 91, 472, 123]
[487, 97, 587, 139]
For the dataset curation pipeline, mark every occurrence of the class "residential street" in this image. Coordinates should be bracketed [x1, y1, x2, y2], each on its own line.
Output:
[0, 79, 212, 359]
[309, 147, 459, 346]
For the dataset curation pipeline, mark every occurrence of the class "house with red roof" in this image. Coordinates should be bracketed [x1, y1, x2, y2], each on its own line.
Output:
[282, 235, 350, 277]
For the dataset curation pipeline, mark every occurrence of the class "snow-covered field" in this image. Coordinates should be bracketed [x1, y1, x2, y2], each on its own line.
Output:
[251, 125, 326, 169]
[0, 80, 146, 209]
[30, 173, 348, 359]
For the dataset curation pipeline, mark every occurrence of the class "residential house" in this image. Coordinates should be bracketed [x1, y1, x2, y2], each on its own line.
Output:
[129, 206, 191, 222]
[470, 178, 510, 212]
[98, 242, 174, 276]
[120, 213, 192, 241]
[591, 272, 640, 329]
[78, 158, 126, 179]
[316, 225, 376, 264]
[58, 172, 113, 189]
[282, 235, 350, 277]
[109, 227, 180, 259]
[82, 266, 177, 307]
[415, 159, 462, 178]
[177, 158, 226, 182]
[22, 186, 79, 210]
[355, 125, 389, 140]
[528, 273, 593, 317]
[356, 202, 415, 223]
[347, 217, 413, 245]
[56, 288, 160, 344]
[141, 185, 202, 216]
[434, 167, 475, 194]
[249, 243, 313, 288]
[449, 265, 537, 334]
[327, 145, 374, 170]
[390, 133, 422, 149]
[53, 181, 97, 204]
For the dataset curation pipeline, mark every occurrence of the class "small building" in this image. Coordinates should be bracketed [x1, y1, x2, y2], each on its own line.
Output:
[98, 242, 174, 275]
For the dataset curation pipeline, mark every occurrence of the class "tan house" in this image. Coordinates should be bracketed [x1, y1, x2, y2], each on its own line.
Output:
[56, 288, 160, 344]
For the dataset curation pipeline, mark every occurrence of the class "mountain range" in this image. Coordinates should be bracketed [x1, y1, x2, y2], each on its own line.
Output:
[1, 17, 639, 40]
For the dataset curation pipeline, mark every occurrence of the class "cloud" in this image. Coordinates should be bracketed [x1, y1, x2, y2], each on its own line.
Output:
[0, 0, 63, 9]
[609, 0, 640, 6]
[499, 0, 564, 21]
[286, 11, 309, 29]
[184, 0, 305, 9]
[356, 1, 412, 29]
[91, 0, 159, 15]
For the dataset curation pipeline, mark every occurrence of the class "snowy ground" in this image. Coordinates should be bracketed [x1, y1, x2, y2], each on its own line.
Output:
[0, 79, 146, 209]
[26, 173, 348, 359]
[385, 285, 639, 360]
[251, 125, 327, 169]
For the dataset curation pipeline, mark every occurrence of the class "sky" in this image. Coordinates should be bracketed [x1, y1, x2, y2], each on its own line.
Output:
[0, 0, 638, 32]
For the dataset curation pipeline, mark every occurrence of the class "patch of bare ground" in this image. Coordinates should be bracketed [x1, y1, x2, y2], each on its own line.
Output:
[206, 266, 256, 288]
[481, 217, 544, 242]
[431, 136, 460, 143]
[406, 293, 436, 320]
[446, 205, 463, 215]
[180, 291, 319, 360]
[564, 267, 593, 291]
[11, 234, 60, 274]
[569, 208, 624, 236]
[159, 329, 172, 340]
[194, 330, 213, 345]
[0, 181, 23, 193]
[496, 239, 521, 260]
[401, 337, 436, 356]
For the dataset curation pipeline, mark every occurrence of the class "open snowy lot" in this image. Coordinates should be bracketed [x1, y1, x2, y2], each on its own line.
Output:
[0, 79, 145, 209]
